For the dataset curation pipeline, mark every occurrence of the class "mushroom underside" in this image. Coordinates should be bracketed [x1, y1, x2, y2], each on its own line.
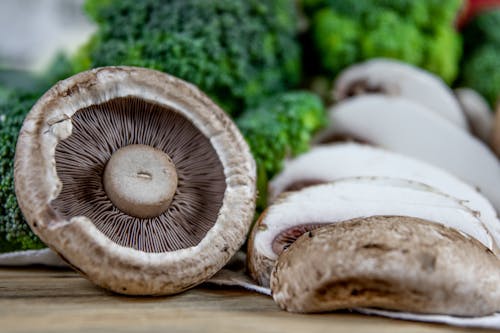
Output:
[52, 96, 227, 253]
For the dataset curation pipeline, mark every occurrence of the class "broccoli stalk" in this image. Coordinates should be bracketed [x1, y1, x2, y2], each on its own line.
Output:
[237, 92, 326, 208]
[303, 0, 463, 84]
[78, 0, 302, 115]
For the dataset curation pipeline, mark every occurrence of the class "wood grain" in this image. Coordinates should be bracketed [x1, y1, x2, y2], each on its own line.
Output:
[0, 267, 492, 333]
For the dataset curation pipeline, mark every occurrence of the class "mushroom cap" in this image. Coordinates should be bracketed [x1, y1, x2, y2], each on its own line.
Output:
[14, 66, 256, 295]
[333, 58, 467, 129]
[248, 177, 493, 288]
[271, 216, 500, 316]
[317, 95, 500, 212]
[269, 142, 500, 251]
[455, 87, 494, 142]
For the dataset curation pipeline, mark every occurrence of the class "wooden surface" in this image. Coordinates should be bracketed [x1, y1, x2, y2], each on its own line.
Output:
[0, 267, 493, 333]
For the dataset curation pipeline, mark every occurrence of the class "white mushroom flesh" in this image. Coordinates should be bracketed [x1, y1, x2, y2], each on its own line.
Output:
[269, 142, 500, 249]
[334, 58, 467, 129]
[455, 87, 494, 142]
[255, 177, 493, 264]
[318, 95, 500, 212]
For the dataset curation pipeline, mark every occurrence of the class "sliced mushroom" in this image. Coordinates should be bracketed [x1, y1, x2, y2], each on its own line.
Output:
[269, 142, 500, 250]
[455, 87, 494, 142]
[271, 216, 500, 316]
[334, 59, 467, 129]
[248, 177, 493, 288]
[14, 66, 256, 295]
[316, 95, 500, 212]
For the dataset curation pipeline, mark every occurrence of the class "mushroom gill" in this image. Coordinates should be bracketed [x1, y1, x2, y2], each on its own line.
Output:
[51, 96, 226, 253]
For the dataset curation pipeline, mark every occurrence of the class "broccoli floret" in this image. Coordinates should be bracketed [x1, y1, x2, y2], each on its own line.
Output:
[0, 90, 46, 252]
[305, 0, 463, 83]
[461, 9, 500, 106]
[80, 0, 302, 114]
[311, 10, 362, 73]
[237, 92, 326, 207]
[462, 45, 500, 107]
[462, 9, 500, 57]
[360, 10, 424, 66]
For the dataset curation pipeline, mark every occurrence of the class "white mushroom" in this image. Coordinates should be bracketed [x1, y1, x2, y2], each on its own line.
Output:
[316, 95, 500, 212]
[455, 87, 494, 142]
[14, 67, 256, 295]
[334, 59, 467, 129]
[269, 142, 500, 249]
[271, 216, 500, 316]
[248, 177, 493, 287]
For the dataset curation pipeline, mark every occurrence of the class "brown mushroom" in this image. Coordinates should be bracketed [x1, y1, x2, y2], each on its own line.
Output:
[271, 216, 500, 316]
[14, 66, 256, 295]
[248, 178, 493, 288]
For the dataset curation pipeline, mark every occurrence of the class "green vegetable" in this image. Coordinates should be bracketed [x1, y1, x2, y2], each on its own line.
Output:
[237, 91, 326, 208]
[461, 10, 500, 107]
[0, 90, 45, 252]
[462, 9, 500, 57]
[79, 0, 302, 114]
[303, 0, 463, 84]
[0, 54, 76, 253]
[462, 44, 500, 107]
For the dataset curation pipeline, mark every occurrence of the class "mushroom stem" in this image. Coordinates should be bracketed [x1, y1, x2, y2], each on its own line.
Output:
[103, 144, 178, 218]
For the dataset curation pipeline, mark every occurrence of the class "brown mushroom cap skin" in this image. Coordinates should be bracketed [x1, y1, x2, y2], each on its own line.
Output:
[14, 66, 256, 295]
[271, 216, 500, 316]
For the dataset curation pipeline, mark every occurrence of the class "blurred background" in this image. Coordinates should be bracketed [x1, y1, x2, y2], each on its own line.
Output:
[0, 0, 94, 72]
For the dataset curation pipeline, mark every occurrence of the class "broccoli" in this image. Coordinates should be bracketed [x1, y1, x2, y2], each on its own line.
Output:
[0, 90, 46, 252]
[462, 8, 500, 57]
[461, 9, 500, 107]
[303, 0, 463, 84]
[0, 54, 76, 253]
[462, 44, 500, 107]
[79, 0, 302, 114]
[237, 91, 326, 208]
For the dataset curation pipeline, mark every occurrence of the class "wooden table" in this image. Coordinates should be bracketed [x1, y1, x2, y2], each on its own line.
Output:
[0, 267, 493, 333]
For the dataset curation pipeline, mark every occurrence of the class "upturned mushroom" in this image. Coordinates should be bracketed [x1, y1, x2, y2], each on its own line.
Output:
[333, 58, 467, 129]
[247, 177, 493, 287]
[269, 142, 500, 249]
[316, 95, 500, 212]
[455, 87, 494, 142]
[14, 66, 256, 295]
[271, 216, 500, 316]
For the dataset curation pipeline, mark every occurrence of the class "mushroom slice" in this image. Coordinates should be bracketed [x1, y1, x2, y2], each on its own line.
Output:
[271, 216, 500, 316]
[334, 59, 467, 129]
[14, 66, 256, 295]
[455, 88, 494, 142]
[317, 95, 500, 212]
[248, 177, 493, 288]
[269, 142, 500, 250]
